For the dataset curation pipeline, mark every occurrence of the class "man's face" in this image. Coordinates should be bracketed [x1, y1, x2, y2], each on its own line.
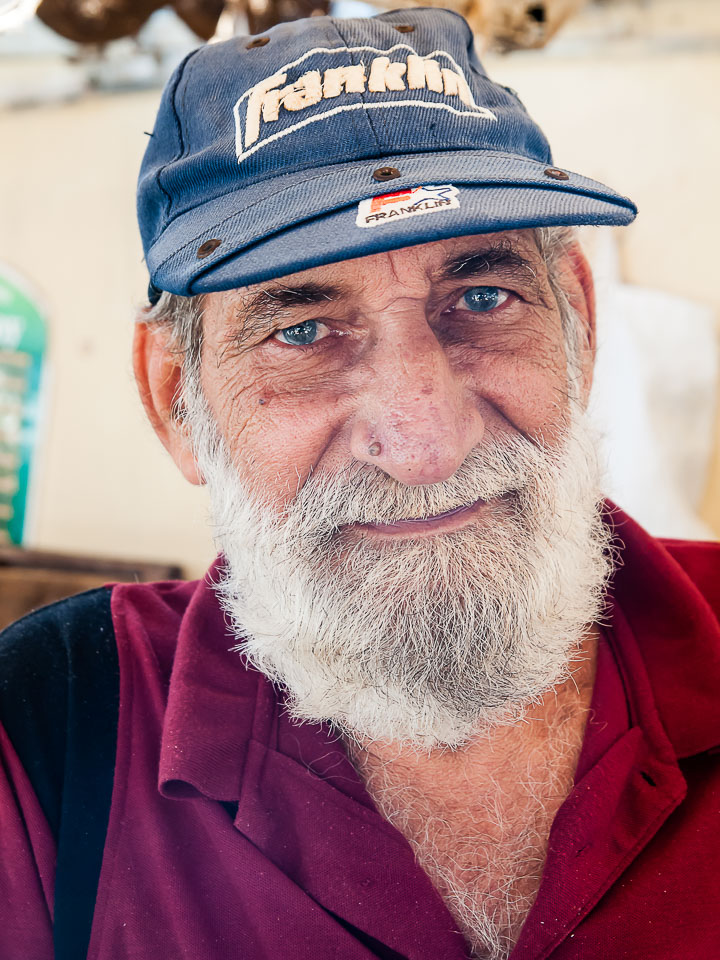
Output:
[154, 229, 610, 747]
[198, 229, 578, 516]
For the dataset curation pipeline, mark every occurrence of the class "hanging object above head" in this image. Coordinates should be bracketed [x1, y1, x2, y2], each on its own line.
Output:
[35, 0, 330, 45]
[207, 0, 331, 40]
[239, 0, 330, 39]
[480, 0, 588, 50]
[36, 0, 163, 44]
[172, 0, 224, 40]
[33, 0, 580, 49]
[370, 0, 588, 51]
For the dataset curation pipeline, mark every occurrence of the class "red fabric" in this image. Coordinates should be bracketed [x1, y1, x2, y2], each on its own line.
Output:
[0, 506, 718, 959]
[0, 723, 55, 956]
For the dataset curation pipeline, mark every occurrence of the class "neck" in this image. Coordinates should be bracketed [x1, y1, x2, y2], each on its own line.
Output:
[344, 627, 600, 960]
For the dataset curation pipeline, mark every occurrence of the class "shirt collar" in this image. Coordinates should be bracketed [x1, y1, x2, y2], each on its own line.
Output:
[158, 558, 372, 806]
[158, 558, 262, 801]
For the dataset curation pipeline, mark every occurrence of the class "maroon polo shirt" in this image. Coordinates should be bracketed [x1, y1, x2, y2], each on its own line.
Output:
[1, 507, 719, 958]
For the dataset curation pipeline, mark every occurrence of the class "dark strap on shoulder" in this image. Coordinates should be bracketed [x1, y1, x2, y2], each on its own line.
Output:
[0, 586, 119, 960]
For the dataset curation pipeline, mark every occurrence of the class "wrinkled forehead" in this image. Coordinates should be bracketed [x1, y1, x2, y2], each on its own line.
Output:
[212, 228, 546, 311]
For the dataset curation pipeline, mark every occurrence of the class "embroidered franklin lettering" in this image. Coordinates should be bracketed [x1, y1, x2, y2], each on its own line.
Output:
[233, 44, 497, 162]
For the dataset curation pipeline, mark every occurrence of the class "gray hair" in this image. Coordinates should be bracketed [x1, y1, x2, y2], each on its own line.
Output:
[141, 225, 583, 398]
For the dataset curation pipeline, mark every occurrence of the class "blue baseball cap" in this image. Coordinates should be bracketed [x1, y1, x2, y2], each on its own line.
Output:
[138, 7, 637, 302]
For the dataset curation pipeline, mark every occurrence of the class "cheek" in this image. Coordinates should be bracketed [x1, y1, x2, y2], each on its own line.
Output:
[205, 361, 353, 503]
[456, 319, 571, 440]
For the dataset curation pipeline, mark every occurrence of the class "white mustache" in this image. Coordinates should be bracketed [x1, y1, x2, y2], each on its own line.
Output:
[261, 433, 552, 537]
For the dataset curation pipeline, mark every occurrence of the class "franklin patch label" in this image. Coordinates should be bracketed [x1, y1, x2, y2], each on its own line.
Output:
[356, 185, 460, 228]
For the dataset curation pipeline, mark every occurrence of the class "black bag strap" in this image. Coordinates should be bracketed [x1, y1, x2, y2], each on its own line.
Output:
[0, 587, 119, 960]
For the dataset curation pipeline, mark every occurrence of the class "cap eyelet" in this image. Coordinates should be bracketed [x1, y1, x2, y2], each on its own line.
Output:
[372, 166, 400, 182]
[246, 36, 269, 48]
[395, 24, 414, 33]
[197, 238, 222, 259]
[544, 167, 569, 181]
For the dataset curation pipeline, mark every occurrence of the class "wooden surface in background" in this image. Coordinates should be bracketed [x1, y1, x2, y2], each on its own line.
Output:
[0, 548, 182, 632]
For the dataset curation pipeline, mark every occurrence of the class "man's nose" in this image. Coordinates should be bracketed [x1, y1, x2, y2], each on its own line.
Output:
[349, 325, 485, 485]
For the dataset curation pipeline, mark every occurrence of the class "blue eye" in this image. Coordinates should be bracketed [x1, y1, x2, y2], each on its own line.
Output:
[458, 287, 508, 313]
[274, 319, 326, 346]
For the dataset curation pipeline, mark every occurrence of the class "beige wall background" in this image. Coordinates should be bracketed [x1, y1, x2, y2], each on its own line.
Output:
[0, 42, 718, 579]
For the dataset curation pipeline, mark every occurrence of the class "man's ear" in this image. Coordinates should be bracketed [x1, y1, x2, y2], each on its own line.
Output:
[554, 239, 597, 405]
[133, 319, 204, 485]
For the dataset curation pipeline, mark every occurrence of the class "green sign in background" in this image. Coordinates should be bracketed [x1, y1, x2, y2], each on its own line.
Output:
[0, 266, 46, 545]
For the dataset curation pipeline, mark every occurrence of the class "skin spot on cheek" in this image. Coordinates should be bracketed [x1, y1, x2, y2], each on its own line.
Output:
[258, 398, 266, 405]
[210, 377, 269, 448]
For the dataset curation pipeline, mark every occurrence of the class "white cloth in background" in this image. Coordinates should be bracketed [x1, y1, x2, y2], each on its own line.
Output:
[588, 230, 718, 541]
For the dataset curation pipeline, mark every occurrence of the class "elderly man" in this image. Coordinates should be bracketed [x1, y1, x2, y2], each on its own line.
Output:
[1, 8, 719, 960]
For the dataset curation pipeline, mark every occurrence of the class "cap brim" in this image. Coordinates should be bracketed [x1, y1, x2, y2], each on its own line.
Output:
[147, 150, 637, 296]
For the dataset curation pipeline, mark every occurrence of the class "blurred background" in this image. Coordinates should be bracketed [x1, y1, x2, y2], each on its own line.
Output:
[0, 0, 718, 619]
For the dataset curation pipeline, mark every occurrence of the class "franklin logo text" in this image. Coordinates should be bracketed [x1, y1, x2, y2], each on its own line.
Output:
[233, 44, 497, 163]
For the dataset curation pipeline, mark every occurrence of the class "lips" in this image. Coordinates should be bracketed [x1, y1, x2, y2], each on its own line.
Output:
[358, 497, 487, 535]
[386, 501, 476, 525]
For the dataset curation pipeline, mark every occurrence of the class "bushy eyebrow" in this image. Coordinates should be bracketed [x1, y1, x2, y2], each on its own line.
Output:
[435, 244, 539, 286]
[232, 281, 344, 346]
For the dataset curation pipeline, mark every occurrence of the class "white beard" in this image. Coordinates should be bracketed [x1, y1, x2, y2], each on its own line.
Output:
[187, 385, 612, 749]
